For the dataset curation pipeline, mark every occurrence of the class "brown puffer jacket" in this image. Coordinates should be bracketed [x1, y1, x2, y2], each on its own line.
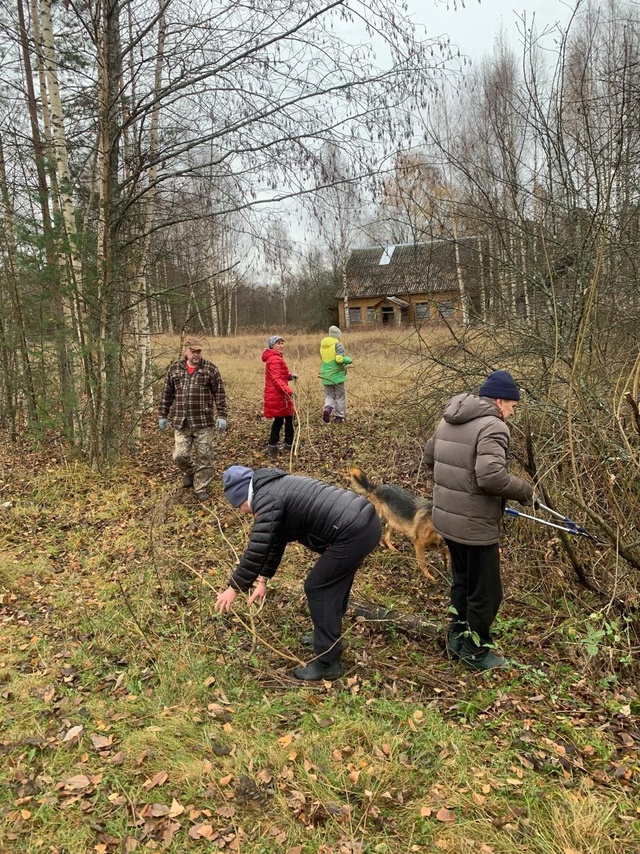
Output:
[424, 393, 533, 546]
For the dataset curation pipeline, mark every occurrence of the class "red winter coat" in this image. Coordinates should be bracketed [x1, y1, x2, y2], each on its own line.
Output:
[262, 348, 295, 418]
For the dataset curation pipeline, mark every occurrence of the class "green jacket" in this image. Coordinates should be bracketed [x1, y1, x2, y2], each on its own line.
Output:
[320, 335, 352, 385]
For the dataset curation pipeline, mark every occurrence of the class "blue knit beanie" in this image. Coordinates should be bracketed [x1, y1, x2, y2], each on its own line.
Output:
[267, 335, 284, 349]
[479, 370, 520, 401]
[222, 466, 253, 507]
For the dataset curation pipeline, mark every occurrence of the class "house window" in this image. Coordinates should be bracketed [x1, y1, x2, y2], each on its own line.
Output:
[415, 302, 430, 320]
[378, 245, 396, 265]
[367, 307, 376, 323]
[349, 307, 362, 324]
[439, 300, 454, 318]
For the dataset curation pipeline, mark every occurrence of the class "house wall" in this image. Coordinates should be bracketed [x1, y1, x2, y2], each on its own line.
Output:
[338, 291, 461, 327]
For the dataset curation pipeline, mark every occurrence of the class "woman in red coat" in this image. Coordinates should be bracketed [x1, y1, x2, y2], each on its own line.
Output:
[262, 335, 297, 456]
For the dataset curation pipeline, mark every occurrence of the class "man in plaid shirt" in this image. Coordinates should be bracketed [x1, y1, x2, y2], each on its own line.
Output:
[158, 337, 228, 501]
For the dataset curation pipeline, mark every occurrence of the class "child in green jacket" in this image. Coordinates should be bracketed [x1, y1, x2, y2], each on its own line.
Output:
[319, 325, 352, 423]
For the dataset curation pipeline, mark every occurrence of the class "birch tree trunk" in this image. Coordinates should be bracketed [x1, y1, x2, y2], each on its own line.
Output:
[0, 134, 37, 425]
[477, 235, 487, 323]
[209, 243, 221, 337]
[342, 257, 350, 328]
[450, 201, 469, 325]
[130, 1, 166, 444]
[19, 0, 81, 437]
[38, 0, 93, 442]
[96, 0, 124, 461]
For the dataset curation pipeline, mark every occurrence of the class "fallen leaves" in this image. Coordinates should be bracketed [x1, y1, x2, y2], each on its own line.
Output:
[189, 822, 214, 839]
[436, 806, 456, 824]
[420, 804, 456, 824]
[142, 770, 168, 790]
[2, 425, 640, 854]
[58, 774, 95, 792]
[61, 725, 84, 744]
[90, 733, 114, 752]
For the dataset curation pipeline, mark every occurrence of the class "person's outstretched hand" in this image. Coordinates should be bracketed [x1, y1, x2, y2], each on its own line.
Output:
[248, 580, 267, 606]
[215, 587, 238, 613]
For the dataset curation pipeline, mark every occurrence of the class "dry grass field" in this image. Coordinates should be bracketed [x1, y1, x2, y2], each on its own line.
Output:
[0, 328, 638, 853]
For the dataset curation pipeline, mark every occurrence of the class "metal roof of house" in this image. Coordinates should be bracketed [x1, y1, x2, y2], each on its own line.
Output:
[342, 240, 479, 297]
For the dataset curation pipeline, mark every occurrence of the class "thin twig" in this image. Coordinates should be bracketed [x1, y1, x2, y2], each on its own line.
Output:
[115, 576, 157, 655]
[172, 554, 304, 665]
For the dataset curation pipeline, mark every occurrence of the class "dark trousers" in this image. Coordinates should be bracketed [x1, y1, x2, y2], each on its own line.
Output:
[304, 514, 382, 664]
[269, 416, 294, 446]
[445, 539, 502, 648]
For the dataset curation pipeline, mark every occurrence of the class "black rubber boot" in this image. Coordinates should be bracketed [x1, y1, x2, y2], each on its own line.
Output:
[446, 622, 466, 660]
[293, 659, 342, 681]
[182, 474, 194, 488]
[266, 444, 278, 457]
[301, 634, 315, 647]
[460, 640, 508, 671]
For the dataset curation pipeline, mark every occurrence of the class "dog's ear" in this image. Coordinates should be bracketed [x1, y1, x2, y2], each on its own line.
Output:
[349, 468, 368, 493]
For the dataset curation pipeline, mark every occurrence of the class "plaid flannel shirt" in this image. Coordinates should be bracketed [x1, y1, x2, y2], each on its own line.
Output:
[159, 357, 228, 430]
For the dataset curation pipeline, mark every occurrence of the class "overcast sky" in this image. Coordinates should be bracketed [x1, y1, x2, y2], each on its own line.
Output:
[411, 0, 576, 63]
[257, 1, 580, 261]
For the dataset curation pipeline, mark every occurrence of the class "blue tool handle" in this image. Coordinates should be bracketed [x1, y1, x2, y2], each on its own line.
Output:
[567, 522, 588, 534]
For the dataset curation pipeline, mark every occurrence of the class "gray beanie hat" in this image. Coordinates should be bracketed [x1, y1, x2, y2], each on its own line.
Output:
[222, 465, 253, 507]
[267, 335, 284, 349]
[328, 325, 341, 338]
[478, 370, 520, 401]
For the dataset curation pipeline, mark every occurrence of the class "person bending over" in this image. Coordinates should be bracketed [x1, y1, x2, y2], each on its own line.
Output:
[215, 465, 382, 681]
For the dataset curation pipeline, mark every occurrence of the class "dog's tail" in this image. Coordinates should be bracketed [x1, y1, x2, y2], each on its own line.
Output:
[350, 467, 375, 496]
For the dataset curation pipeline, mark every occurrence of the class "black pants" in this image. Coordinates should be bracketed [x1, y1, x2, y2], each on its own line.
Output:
[445, 539, 502, 648]
[269, 416, 294, 446]
[304, 513, 382, 664]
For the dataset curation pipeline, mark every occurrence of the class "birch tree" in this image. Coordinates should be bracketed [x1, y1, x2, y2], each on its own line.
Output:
[1, 0, 456, 459]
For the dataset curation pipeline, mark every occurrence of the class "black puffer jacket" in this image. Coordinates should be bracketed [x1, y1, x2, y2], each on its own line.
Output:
[228, 468, 377, 591]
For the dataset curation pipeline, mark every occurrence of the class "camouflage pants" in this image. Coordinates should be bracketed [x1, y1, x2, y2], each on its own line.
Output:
[173, 427, 215, 492]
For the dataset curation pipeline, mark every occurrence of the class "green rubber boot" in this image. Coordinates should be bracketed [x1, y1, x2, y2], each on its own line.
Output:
[445, 622, 466, 660]
[293, 659, 342, 681]
[460, 640, 508, 671]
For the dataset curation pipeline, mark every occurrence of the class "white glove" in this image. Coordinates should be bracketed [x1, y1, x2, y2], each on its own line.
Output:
[216, 418, 228, 433]
[158, 418, 169, 431]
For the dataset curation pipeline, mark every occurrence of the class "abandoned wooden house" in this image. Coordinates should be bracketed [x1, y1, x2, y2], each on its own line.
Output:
[338, 240, 484, 327]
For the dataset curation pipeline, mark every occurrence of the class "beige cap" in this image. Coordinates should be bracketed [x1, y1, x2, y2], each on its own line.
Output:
[184, 337, 205, 350]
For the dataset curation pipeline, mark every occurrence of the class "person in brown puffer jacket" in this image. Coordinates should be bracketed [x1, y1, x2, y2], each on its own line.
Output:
[424, 370, 534, 671]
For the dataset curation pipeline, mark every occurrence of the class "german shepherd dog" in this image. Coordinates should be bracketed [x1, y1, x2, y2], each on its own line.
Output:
[350, 468, 447, 582]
